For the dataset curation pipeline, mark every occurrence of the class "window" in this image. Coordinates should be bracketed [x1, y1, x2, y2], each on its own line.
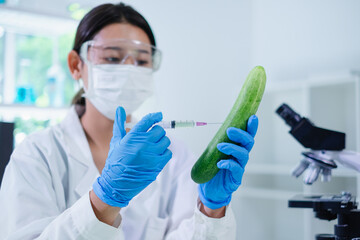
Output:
[0, 9, 78, 146]
[9, 32, 76, 145]
[13, 31, 76, 107]
[14, 33, 53, 105]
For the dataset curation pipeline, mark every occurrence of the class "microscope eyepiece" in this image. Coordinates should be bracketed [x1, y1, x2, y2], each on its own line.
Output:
[276, 103, 345, 151]
[276, 103, 302, 128]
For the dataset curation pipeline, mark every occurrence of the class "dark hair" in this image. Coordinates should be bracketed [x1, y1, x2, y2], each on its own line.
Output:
[71, 2, 156, 105]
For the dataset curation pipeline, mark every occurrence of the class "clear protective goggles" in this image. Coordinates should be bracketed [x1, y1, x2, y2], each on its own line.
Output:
[80, 38, 162, 71]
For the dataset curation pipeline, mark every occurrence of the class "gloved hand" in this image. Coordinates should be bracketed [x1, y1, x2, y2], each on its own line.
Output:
[198, 115, 258, 210]
[93, 107, 172, 208]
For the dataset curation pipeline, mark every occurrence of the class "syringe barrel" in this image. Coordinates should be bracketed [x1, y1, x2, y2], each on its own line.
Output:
[173, 121, 195, 128]
[156, 121, 172, 129]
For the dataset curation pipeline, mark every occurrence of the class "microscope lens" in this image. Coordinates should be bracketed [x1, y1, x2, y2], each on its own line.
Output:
[276, 103, 302, 128]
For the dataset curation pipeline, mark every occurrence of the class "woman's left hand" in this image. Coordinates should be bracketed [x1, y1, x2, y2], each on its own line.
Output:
[198, 115, 258, 210]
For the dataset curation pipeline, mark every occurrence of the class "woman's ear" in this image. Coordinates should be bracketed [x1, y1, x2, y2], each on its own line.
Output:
[68, 50, 83, 80]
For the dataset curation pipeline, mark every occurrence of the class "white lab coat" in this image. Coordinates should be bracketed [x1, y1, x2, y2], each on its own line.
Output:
[0, 106, 236, 240]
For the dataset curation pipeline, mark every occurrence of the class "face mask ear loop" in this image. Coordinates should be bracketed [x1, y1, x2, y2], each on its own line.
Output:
[76, 78, 85, 91]
[77, 79, 86, 97]
[85, 62, 95, 97]
[80, 41, 95, 98]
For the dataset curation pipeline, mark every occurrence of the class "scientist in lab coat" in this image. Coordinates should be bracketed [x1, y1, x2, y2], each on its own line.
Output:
[0, 2, 259, 240]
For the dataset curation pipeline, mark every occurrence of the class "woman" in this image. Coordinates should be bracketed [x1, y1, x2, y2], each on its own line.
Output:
[0, 3, 258, 239]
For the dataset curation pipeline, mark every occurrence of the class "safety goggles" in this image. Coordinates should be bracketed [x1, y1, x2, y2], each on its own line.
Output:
[80, 38, 162, 71]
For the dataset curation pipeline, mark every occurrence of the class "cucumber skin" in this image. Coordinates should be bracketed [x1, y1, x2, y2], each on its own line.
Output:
[191, 66, 266, 184]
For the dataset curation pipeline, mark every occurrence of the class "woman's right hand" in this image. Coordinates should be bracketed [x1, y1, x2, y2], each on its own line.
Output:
[92, 107, 172, 208]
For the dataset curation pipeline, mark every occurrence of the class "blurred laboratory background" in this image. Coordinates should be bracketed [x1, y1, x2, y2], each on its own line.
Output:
[0, 0, 359, 239]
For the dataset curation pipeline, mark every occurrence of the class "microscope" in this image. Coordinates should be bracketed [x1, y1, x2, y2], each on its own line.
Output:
[276, 103, 360, 240]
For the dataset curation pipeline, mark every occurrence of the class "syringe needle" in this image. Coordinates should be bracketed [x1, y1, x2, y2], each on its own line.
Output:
[194, 122, 223, 127]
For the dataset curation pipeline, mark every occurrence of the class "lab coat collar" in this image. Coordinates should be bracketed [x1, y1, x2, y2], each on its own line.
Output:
[60, 105, 98, 197]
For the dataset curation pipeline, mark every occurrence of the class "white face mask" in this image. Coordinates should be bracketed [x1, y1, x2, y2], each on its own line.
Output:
[83, 64, 154, 120]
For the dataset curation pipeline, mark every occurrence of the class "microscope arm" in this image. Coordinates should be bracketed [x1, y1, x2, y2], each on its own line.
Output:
[330, 150, 360, 172]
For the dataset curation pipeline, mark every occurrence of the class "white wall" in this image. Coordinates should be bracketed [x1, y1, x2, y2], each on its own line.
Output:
[250, 0, 360, 82]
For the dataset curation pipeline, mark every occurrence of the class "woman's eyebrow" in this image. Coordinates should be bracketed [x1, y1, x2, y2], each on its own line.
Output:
[103, 46, 123, 50]
[103, 46, 150, 54]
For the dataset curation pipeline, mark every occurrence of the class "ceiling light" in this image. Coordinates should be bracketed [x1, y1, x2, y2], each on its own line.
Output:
[67, 3, 80, 12]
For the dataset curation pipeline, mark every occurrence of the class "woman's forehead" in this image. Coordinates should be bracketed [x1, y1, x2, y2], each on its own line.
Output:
[93, 23, 151, 45]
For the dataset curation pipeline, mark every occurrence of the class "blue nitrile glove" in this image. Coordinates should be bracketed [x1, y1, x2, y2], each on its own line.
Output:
[93, 107, 172, 208]
[198, 115, 258, 210]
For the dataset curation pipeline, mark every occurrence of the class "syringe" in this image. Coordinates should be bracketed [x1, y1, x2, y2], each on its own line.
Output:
[126, 120, 221, 129]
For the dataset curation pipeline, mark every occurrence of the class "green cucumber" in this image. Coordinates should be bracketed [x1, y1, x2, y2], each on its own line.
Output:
[191, 66, 266, 184]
